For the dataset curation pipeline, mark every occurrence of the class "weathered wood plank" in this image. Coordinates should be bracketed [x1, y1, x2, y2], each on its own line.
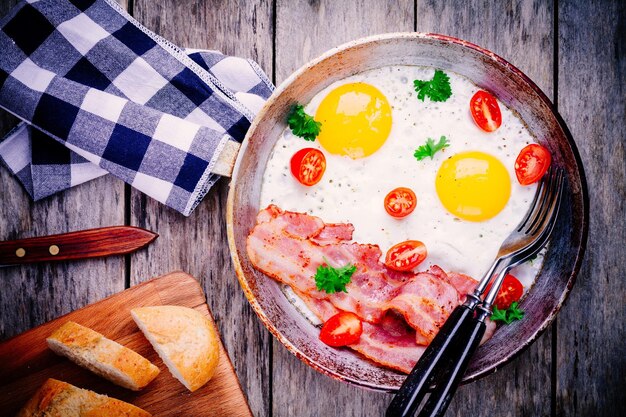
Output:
[0, 272, 252, 417]
[415, 1, 555, 416]
[276, 0, 414, 83]
[0, 2, 126, 342]
[129, 2, 273, 417]
[0, 173, 126, 338]
[556, 0, 626, 415]
[273, 1, 413, 416]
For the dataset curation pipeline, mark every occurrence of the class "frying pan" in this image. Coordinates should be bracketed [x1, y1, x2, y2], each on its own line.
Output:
[225, 33, 588, 391]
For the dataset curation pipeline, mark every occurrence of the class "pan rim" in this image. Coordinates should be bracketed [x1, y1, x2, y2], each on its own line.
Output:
[226, 31, 589, 391]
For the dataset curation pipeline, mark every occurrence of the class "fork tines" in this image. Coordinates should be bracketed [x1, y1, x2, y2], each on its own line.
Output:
[516, 168, 564, 236]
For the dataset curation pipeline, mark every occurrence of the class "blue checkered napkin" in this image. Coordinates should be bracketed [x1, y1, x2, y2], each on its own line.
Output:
[0, 0, 273, 215]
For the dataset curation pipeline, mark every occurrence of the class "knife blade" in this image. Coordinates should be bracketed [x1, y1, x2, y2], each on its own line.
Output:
[0, 226, 158, 266]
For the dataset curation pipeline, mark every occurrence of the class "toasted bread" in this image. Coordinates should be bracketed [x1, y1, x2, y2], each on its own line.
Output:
[47, 321, 159, 390]
[16, 378, 151, 417]
[131, 306, 219, 392]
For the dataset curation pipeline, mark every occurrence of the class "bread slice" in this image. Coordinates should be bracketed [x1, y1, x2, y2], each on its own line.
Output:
[131, 306, 220, 392]
[16, 378, 151, 417]
[47, 321, 159, 390]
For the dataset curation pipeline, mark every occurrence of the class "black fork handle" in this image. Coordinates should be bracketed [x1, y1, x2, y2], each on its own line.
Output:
[386, 305, 475, 417]
[417, 315, 487, 417]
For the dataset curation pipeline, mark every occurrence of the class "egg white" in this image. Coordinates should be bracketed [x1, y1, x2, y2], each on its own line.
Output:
[260, 66, 543, 290]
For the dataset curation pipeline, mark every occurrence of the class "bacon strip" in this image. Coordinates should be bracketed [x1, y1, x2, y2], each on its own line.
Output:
[248, 207, 410, 322]
[297, 291, 425, 374]
[311, 223, 355, 245]
[247, 205, 495, 373]
[382, 275, 459, 345]
[247, 206, 462, 341]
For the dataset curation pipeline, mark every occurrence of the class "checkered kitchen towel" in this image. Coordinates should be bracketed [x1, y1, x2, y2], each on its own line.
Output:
[0, 0, 273, 215]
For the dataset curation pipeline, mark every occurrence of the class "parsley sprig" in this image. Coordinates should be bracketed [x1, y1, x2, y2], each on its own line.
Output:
[287, 104, 321, 141]
[414, 136, 450, 161]
[491, 302, 525, 324]
[413, 70, 452, 102]
[314, 259, 356, 294]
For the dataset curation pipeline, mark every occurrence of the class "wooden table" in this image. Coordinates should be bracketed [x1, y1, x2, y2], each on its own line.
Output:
[1, 1, 623, 416]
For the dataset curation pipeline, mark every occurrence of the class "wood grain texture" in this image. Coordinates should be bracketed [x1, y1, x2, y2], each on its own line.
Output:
[414, 1, 555, 416]
[276, 0, 414, 82]
[556, 0, 626, 415]
[0, 132, 126, 323]
[129, 2, 273, 417]
[273, 1, 413, 416]
[0, 226, 156, 265]
[0, 272, 252, 417]
[0, 171, 126, 341]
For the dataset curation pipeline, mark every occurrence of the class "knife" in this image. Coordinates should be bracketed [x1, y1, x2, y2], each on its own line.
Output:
[0, 226, 158, 266]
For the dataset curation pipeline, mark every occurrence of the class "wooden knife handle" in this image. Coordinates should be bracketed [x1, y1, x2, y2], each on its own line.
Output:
[0, 226, 158, 265]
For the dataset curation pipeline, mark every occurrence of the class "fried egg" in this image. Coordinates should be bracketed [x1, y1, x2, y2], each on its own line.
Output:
[315, 82, 392, 158]
[436, 151, 511, 221]
[260, 66, 543, 288]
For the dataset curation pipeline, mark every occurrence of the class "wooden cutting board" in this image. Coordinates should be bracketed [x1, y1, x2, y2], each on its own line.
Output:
[0, 271, 253, 417]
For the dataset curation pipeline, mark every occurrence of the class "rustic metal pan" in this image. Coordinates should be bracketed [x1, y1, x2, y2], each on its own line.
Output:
[226, 33, 588, 391]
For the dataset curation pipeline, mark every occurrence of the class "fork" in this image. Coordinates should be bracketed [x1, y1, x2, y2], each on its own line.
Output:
[386, 168, 565, 417]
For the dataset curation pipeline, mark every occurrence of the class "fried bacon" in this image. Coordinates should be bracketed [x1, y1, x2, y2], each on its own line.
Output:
[247, 205, 494, 373]
[299, 292, 425, 373]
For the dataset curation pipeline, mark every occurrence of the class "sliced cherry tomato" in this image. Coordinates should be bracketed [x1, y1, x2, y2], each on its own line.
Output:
[319, 311, 363, 347]
[514, 144, 552, 185]
[385, 240, 427, 272]
[384, 187, 417, 218]
[470, 90, 502, 132]
[485, 274, 524, 310]
[290, 148, 326, 186]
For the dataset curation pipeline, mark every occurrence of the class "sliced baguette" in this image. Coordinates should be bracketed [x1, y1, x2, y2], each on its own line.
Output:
[16, 378, 151, 417]
[131, 306, 220, 392]
[46, 321, 159, 390]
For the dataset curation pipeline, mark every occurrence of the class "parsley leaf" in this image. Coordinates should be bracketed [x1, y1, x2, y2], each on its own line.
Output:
[314, 260, 356, 294]
[413, 70, 452, 102]
[491, 302, 525, 325]
[490, 307, 508, 323]
[414, 136, 450, 161]
[287, 104, 322, 141]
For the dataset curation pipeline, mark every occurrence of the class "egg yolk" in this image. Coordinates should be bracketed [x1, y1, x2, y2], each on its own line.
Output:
[315, 83, 392, 158]
[436, 151, 511, 221]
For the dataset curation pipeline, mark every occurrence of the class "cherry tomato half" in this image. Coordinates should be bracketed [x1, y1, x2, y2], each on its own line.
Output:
[385, 240, 428, 272]
[514, 143, 552, 185]
[384, 187, 417, 218]
[319, 311, 363, 347]
[485, 274, 524, 310]
[470, 90, 502, 132]
[290, 148, 326, 186]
